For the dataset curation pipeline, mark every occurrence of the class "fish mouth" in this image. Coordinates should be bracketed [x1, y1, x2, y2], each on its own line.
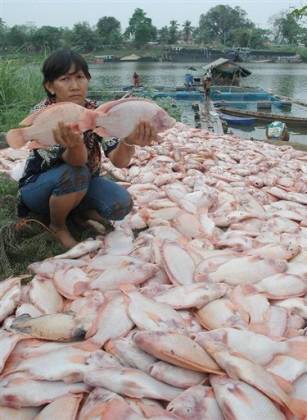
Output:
[73, 327, 87, 341]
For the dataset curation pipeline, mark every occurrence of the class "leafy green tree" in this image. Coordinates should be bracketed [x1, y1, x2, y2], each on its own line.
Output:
[182, 20, 193, 43]
[198, 5, 252, 46]
[6, 25, 29, 49]
[168, 20, 179, 44]
[290, 5, 307, 19]
[273, 12, 301, 44]
[96, 16, 122, 46]
[158, 26, 169, 44]
[31, 26, 63, 52]
[230, 27, 270, 48]
[125, 8, 157, 46]
[70, 22, 98, 52]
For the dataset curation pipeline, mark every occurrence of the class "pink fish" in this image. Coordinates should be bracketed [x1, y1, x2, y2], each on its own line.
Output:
[6, 98, 175, 149]
[95, 97, 176, 138]
[6, 102, 96, 149]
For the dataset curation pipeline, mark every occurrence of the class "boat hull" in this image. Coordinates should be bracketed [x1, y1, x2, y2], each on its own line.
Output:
[219, 112, 256, 127]
[219, 107, 307, 128]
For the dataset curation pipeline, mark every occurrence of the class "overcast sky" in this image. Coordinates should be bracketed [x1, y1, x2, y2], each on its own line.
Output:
[0, 0, 304, 30]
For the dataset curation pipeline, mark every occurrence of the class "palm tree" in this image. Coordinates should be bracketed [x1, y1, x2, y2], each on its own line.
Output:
[182, 20, 193, 43]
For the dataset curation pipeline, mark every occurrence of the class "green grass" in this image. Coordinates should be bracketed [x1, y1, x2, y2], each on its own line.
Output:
[0, 173, 62, 280]
[0, 172, 104, 280]
[0, 59, 45, 132]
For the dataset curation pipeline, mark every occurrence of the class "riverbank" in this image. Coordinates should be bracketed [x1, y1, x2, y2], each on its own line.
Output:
[85, 46, 306, 63]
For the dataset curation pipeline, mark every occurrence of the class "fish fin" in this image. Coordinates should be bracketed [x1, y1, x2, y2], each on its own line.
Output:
[93, 127, 109, 137]
[287, 397, 307, 417]
[287, 339, 307, 360]
[104, 340, 115, 353]
[19, 108, 45, 126]
[79, 109, 97, 131]
[6, 128, 27, 149]
[119, 284, 137, 295]
[164, 351, 223, 375]
[73, 341, 99, 352]
[270, 372, 293, 394]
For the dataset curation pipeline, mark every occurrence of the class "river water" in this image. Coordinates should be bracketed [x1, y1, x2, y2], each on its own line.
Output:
[89, 62, 307, 145]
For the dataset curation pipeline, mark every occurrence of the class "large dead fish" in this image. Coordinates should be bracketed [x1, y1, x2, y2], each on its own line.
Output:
[2, 341, 97, 382]
[32, 394, 82, 420]
[0, 372, 88, 408]
[95, 97, 176, 138]
[196, 328, 307, 366]
[6, 98, 175, 149]
[149, 361, 207, 389]
[0, 277, 22, 323]
[87, 295, 133, 347]
[0, 331, 23, 374]
[167, 384, 224, 419]
[53, 239, 103, 259]
[0, 406, 40, 419]
[123, 288, 187, 334]
[105, 335, 157, 372]
[154, 282, 228, 309]
[210, 376, 287, 419]
[78, 388, 123, 420]
[9, 313, 87, 342]
[134, 331, 222, 374]
[6, 102, 96, 149]
[203, 339, 292, 412]
[83, 366, 182, 401]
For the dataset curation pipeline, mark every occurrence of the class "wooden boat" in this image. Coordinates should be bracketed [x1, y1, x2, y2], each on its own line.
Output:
[219, 112, 256, 127]
[219, 107, 307, 128]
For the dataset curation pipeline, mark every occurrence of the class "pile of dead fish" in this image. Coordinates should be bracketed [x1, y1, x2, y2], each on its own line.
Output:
[0, 122, 307, 419]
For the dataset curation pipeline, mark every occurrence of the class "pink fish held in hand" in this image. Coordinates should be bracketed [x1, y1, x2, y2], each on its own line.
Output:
[6, 102, 96, 149]
[6, 98, 175, 149]
[95, 97, 176, 138]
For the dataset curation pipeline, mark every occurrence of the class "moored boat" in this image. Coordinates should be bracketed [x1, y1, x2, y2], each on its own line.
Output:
[219, 106, 307, 128]
[218, 112, 256, 127]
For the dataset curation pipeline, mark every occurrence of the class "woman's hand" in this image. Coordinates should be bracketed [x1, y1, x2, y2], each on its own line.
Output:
[53, 122, 88, 166]
[122, 121, 157, 147]
[53, 121, 84, 149]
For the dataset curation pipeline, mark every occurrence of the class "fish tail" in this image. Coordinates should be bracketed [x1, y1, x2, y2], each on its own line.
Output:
[104, 340, 115, 353]
[270, 372, 293, 394]
[95, 113, 110, 136]
[119, 283, 137, 295]
[287, 397, 307, 417]
[79, 109, 97, 131]
[287, 338, 307, 360]
[6, 128, 27, 149]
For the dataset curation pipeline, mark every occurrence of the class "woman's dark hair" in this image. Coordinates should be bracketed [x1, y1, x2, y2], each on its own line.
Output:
[42, 49, 91, 97]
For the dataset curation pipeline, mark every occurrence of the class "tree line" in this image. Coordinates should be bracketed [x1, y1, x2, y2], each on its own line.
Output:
[0, 5, 306, 53]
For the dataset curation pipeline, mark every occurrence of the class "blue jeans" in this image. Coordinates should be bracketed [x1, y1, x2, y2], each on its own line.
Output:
[20, 163, 133, 220]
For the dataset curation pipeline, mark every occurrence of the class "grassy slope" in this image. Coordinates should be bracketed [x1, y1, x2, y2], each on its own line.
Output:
[0, 173, 103, 280]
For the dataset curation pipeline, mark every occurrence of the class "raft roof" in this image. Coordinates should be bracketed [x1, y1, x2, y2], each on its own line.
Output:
[202, 58, 251, 78]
